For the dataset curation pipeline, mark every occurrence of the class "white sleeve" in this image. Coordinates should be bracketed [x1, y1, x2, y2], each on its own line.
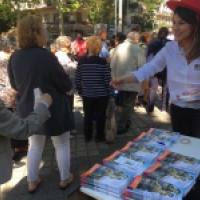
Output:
[132, 46, 167, 82]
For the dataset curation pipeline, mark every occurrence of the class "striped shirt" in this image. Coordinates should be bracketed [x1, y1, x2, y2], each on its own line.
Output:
[75, 56, 114, 98]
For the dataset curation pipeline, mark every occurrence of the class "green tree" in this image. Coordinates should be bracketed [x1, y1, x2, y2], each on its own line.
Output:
[0, 3, 16, 33]
[85, 0, 115, 25]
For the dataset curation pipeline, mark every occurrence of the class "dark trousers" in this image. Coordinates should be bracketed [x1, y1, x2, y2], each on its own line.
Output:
[66, 95, 75, 129]
[170, 104, 200, 138]
[118, 91, 137, 131]
[83, 96, 109, 140]
[147, 69, 169, 112]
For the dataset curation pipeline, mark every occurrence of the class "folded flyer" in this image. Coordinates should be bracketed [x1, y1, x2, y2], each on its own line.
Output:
[134, 132, 172, 151]
[123, 176, 183, 200]
[147, 128, 180, 143]
[120, 142, 161, 162]
[143, 162, 197, 196]
[179, 90, 200, 102]
[81, 164, 132, 194]
[157, 151, 200, 175]
[103, 151, 152, 177]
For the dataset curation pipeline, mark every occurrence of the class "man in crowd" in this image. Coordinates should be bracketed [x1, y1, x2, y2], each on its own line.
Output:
[99, 30, 110, 64]
[73, 31, 86, 59]
[110, 32, 146, 134]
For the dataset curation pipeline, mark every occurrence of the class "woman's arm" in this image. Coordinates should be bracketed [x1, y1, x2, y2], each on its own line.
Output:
[47, 54, 73, 93]
[0, 99, 51, 140]
[111, 47, 167, 89]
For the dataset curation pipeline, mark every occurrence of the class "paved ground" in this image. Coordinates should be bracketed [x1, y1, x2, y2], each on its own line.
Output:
[0, 90, 173, 200]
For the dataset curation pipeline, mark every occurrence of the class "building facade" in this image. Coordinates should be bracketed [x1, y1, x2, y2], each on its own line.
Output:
[15, 0, 93, 41]
[154, 0, 173, 30]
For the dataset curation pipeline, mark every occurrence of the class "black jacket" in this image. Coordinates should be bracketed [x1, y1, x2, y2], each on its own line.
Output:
[8, 47, 73, 136]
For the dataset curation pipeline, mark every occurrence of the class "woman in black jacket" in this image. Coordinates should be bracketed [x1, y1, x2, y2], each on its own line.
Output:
[8, 15, 73, 192]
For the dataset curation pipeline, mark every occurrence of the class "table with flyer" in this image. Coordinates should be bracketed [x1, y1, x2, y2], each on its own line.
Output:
[80, 128, 200, 200]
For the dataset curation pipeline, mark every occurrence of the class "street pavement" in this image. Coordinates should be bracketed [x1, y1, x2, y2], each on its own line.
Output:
[0, 89, 172, 200]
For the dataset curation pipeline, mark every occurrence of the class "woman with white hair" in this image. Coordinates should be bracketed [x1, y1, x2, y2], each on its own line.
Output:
[55, 36, 77, 134]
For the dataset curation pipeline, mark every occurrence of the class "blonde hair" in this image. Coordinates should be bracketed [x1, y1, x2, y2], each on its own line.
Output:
[56, 36, 71, 50]
[86, 36, 102, 55]
[17, 15, 43, 49]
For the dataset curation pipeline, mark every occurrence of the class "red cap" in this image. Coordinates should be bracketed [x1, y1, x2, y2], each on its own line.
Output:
[166, 0, 200, 14]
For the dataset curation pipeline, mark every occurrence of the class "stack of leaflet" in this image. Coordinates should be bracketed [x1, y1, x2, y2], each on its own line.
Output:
[134, 132, 172, 151]
[119, 142, 162, 163]
[81, 164, 132, 197]
[123, 176, 184, 200]
[147, 128, 180, 143]
[143, 162, 197, 196]
[103, 151, 152, 177]
[157, 151, 200, 175]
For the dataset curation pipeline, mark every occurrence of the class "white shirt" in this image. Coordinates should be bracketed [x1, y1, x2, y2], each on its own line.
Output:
[133, 41, 200, 109]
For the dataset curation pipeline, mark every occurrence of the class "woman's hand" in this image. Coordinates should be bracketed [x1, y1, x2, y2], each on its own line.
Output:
[110, 77, 127, 89]
[37, 94, 53, 107]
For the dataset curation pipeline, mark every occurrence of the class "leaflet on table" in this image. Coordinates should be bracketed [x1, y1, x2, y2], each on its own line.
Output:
[122, 190, 147, 200]
[120, 142, 162, 162]
[81, 164, 132, 194]
[157, 151, 200, 175]
[81, 183, 122, 197]
[143, 162, 197, 196]
[103, 151, 152, 177]
[123, 176, 183, 200]
[147, 128, 180, 143]
[134, 132, 172, 151]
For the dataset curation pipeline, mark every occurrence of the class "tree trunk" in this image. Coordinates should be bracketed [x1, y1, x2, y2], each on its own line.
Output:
[58, 8, 64, 36]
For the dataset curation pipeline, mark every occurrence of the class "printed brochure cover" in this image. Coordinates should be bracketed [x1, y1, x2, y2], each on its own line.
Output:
[124, 176, 183, 200]
[147, 128, 180, 142]
[120, 142, 162, 162]
[103, 151, 152, 177]
[157, 151, 200, 175]
[81, 164, 132, 193]
[134, 132, 172, 151]
[143, 162, 197, 196]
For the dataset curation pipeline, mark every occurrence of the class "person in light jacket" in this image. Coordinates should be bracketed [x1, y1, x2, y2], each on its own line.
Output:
[110, 31, 146, 135]
[0, 94, 52, 185]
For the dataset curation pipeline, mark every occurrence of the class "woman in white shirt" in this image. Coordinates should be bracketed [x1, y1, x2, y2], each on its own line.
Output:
[111, 0, 200, 138]
[55, 36, 77, 135]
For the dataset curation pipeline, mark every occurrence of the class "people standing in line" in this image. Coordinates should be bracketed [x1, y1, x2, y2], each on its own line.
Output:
[0, 34, 30, 168]
[111, 0, 200, 138]
[138, 32, 152, 105]
[75, 36, 114, 143]
[0, 93, 52, 185]
[73, 31, 87, 60]
[146, 27, 170, 113]
[110, 32, 146, 135]
[99, 30, 111, 64]
[55, 36, 77, 135]
[8, 15, 74, 192]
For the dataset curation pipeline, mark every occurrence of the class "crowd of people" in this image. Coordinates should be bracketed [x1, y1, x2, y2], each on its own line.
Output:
[0, 0, 200, 195]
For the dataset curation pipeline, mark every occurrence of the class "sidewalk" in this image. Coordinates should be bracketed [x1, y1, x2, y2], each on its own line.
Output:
[1, 90, 171, 200]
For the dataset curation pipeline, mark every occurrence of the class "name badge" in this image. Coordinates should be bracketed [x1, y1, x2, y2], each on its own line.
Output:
[194, 64, 200, 71]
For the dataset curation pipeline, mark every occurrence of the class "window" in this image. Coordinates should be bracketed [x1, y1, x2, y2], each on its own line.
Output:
[63, 13, 69, 22]
[76, 12, 82, 22]
[44, 13, 50, 23]
[54, 13, 59, 23]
